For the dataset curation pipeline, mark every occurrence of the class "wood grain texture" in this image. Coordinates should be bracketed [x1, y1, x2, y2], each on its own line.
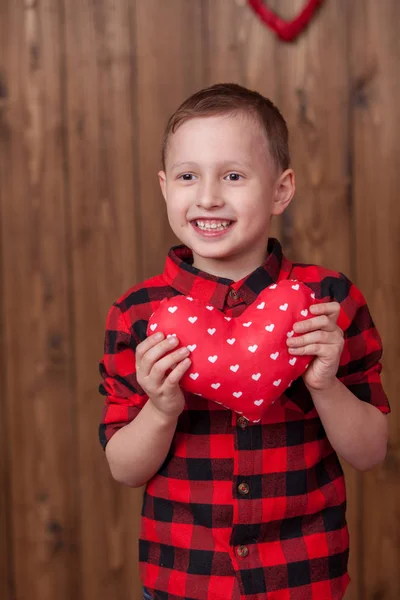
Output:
[276, 0, 352, 269]
[350, 1, 400, 598]
[63, 1, 143, 598]
[0, 1, 80, 599]
[0, 3, 13, 598]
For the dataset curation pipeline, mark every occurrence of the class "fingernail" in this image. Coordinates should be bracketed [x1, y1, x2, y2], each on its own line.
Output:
[154, 332, 163, 340]
[168, 336, 178, 344]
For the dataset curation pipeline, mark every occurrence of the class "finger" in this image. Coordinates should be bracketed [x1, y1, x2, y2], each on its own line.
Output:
[287, 330, 337, 349]
[293, 315, 335, 334]
[139, 336, 180, 377]
[288, 334, 344, 355]
[136, 332, 165, 361]
[164, 357, 192, 386]
[287, 342, 333, 356]
[149, 346, 191, 385]
[309, 301, 341, 319]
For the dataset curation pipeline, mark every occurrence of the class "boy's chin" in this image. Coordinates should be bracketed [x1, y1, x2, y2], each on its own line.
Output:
[190, 243, 238, 262]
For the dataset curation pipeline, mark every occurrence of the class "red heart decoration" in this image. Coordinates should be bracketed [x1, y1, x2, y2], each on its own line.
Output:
[247, 0, 324, 42]
[147, 280, 320, 422]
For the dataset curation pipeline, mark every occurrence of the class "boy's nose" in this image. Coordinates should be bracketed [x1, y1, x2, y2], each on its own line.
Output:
[196, 182, 225, 209]
[196, 196, 224, 209]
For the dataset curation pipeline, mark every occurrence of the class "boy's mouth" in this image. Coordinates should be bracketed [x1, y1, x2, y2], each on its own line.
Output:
[190, 218, 234, 233]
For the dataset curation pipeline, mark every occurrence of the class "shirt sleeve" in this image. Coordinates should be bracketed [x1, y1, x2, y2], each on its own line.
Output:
[335, 274, 390, 414]
[98, 302, 149, 450]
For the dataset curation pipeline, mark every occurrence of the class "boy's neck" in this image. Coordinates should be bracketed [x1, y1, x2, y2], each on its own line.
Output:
[192, 247, 269, 283]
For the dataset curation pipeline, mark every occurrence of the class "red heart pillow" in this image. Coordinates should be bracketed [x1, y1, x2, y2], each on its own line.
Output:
[147, 280, 319, 422]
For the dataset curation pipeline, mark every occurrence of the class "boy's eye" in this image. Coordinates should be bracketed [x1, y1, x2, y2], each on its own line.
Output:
[225, 173, 242, 181]
[178, 172, 243, 181]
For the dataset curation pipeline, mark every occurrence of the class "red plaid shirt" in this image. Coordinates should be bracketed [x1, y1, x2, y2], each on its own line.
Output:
[99, 238, 390, 600]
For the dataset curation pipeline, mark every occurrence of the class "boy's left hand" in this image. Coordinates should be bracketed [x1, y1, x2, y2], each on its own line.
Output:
[286, 302, 344, 392]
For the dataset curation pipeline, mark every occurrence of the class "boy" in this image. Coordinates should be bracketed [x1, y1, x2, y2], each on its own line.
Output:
[98, 83, 390, 600]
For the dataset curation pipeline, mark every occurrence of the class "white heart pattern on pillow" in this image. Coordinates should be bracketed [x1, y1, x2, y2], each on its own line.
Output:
[147, 279, 320, 422]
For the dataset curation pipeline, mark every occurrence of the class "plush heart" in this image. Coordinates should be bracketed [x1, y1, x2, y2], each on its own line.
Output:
[147, 280, 319, 422]
[247, 0, 324, 42]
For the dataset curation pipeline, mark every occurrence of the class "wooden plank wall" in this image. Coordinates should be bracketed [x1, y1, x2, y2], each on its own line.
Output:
[0, 1, 398, 599]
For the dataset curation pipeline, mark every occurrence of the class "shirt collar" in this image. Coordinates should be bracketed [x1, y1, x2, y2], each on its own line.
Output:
[162, 238, 292, 310]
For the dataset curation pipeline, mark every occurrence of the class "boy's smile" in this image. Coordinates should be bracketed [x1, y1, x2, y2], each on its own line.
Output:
[159, 113, 295, 281]
[190, 218, 234, 237]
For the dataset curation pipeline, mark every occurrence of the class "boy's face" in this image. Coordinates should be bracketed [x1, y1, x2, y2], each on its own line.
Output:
[159, 113, 294, 278]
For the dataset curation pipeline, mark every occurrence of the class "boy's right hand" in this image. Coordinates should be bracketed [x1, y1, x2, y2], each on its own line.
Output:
[135, 332, 191, 421]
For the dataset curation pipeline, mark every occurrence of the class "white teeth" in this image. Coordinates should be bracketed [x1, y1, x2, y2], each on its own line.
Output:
[195, 220, 231, 231]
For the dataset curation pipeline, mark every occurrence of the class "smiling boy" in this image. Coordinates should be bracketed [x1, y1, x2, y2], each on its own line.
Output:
[99, 83, 390, 600]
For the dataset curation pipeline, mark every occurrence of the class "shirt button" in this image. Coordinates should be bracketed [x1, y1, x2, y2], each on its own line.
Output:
[237, 416, 248, 429]
[237, 545, 249, 557]
[238, 482, 250, 495]
[229, 289, 238, 299]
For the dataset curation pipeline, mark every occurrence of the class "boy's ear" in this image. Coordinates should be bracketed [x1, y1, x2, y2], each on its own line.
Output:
[158, 170, 167, 201]
[272, 169, 295, 216]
